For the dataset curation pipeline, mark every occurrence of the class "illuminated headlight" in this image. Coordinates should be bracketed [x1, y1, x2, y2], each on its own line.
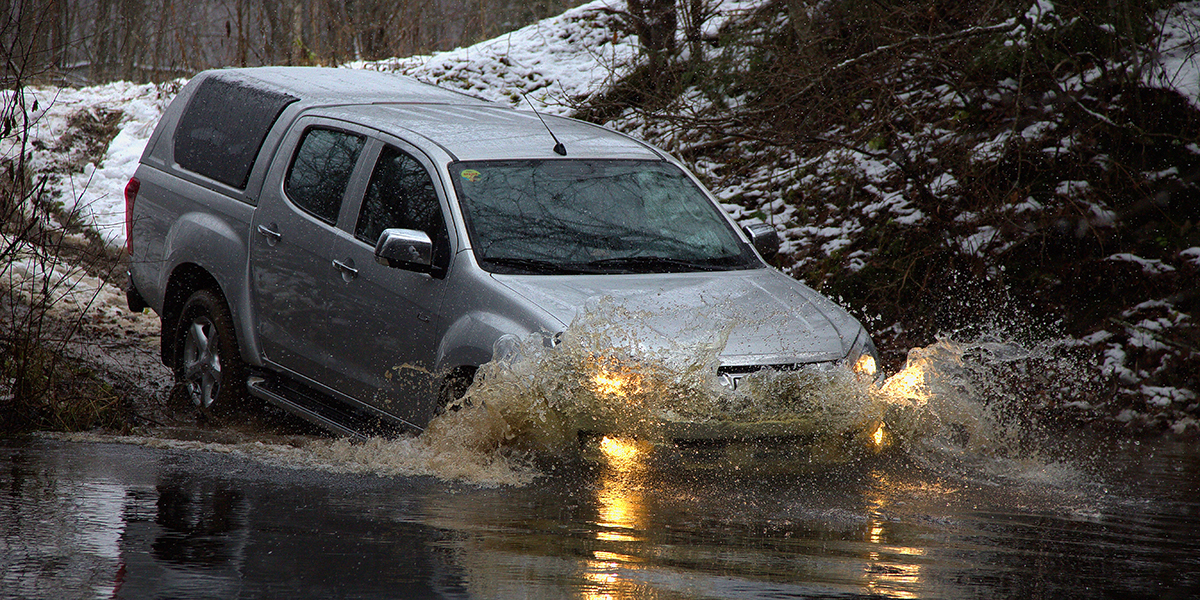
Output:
[847, 330, 883, 384]
[589, 355, 642, 400]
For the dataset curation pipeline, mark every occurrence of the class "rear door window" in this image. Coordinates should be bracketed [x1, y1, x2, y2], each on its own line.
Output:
[284, 128, 366, 225]
[173, 76, 296, 190]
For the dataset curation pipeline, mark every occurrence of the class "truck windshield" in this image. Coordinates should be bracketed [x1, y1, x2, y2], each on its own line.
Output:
[451, 160, 761, 275]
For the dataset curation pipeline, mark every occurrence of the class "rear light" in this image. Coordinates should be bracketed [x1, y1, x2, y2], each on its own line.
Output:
[124, 177, 140, 255]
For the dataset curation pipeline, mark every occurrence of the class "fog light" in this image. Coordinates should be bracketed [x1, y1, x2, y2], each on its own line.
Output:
[872, 423, 886, 448]
[854, 354, 877, 378]
[599, 436, 641, 461]
[593, 371, 628, 397]
[589, 355, 642, 400]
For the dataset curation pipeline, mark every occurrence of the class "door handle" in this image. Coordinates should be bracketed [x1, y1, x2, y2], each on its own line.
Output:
[257, 224, 282, 246]
[332, 259, 358, 281]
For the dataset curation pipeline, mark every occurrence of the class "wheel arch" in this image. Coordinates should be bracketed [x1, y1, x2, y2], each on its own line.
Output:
[160, 263, 225, 368]
[438, 364, 478, 404]
[433, 311, 522, 390]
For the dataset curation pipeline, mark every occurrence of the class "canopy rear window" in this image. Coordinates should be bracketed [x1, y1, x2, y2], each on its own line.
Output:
[174, 77, 297, 190]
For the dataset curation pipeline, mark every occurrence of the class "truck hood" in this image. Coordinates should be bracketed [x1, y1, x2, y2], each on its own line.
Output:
[491, 267, 862, 367]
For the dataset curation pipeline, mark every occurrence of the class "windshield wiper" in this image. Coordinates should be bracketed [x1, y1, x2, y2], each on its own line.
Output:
[483, 255, 751, 275]
[577, 255, 737, 273]
[480, 257, 587, 275]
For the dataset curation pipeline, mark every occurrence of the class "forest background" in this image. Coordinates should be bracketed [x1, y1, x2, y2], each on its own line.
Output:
[5, 0, 583, 82]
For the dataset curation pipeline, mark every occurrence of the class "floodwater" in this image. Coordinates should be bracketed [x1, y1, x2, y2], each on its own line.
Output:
[2, 433, 1198, 599]
[3, 333, 1199, 599]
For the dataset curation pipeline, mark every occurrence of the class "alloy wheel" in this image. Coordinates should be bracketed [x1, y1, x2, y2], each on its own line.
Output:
[182, 315, 222, 408]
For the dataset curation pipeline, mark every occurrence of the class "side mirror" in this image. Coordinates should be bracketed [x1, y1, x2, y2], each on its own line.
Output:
[742, 223, 780, 261]
[375, 228, 433, 272]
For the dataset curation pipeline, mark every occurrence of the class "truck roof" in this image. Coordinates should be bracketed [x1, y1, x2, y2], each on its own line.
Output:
[216, 66, 488, 106]
[209, 67, 662, 161]
[317, 104, 662, 161]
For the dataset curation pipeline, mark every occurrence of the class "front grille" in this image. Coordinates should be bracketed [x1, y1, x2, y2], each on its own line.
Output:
[716, 362, 835, 390]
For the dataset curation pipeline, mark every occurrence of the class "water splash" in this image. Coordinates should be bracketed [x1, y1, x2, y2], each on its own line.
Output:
[79, 306, 1098, 488]
[418, 303, 1099, 487]
[423, 300, 882, 457]
[56, 429, 540, 487]
[874, 334, 1098, 485]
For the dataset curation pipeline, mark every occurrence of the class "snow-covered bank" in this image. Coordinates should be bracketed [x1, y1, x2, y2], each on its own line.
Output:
[5, 81, 175, 249]
[349, 0, 639, 115]
[1145, 2, 1200, 109]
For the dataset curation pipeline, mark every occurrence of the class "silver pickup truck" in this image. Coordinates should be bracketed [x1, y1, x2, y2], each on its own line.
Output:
[125, 67, 881, 438]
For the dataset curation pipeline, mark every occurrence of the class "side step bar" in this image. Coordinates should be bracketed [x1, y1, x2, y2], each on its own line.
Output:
[247, 375, 408, 440]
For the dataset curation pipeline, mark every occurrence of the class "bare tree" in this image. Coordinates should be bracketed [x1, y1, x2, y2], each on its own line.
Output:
[626, 0, 676, 79]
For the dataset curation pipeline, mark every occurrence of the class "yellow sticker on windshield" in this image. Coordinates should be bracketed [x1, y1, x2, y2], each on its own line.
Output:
[461, 169, 481, 182]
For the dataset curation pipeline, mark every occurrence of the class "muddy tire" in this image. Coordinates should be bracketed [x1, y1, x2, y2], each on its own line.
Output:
[437, 367, 477, 414]
[173, 289, 247, 417]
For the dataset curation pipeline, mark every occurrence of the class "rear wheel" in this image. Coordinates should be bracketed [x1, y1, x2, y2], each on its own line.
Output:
[174, 289, 247, 415]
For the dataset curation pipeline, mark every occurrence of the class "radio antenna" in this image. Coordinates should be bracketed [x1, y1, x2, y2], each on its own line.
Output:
[523, 94, 567, 156]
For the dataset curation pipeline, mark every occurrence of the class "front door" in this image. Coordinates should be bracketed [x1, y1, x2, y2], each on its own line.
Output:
[251, 122, 453, 429]
[320, 140, 452, 427]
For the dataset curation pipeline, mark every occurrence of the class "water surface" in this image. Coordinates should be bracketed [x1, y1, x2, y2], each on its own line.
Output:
[2, 432, 1197, 599]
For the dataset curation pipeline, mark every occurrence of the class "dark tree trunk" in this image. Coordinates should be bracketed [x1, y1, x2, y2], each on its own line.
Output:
[627, 0, 677, 87]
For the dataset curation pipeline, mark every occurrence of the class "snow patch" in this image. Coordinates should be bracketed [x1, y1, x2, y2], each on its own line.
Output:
[959, 226, 999, 256]
[13, 81, 172, 249]
[929, 172, 958, 197]
[1180, 247, 1200, 266]
[1007, 0, 1059, 48]
[1172, 417, 1199, 435]
[1143, 386, 1197, 408]
[1054, 180, 1090, 197]
[348, 0, 638, 115]
[1144, 2, 1200, 109]
[1010, 197, 1044, 214]
[1, 234, 160, 338]
[1105, 253, 1176, 275]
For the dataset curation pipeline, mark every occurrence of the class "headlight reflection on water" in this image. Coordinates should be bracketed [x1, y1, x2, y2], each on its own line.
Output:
[583, 436, 653, 599]
[594, 436, 651, 543]
[862, 470, 929, 600]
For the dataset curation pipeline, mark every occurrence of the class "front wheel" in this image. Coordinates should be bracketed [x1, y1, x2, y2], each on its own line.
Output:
[437, 367, 477, 414]
[174, 289, 247, 415]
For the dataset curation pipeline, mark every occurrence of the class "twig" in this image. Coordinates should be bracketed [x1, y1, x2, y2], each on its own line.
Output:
[1109, 317, 1200, 354]
[832, 20, 1023, 73]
